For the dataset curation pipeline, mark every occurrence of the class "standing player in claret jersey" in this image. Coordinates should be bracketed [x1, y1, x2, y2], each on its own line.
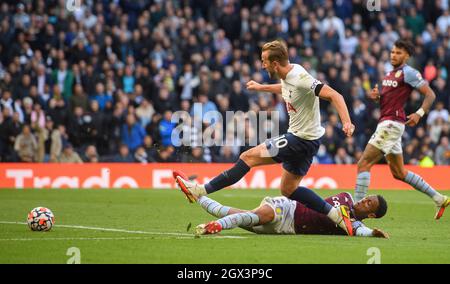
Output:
[174, 40, 357, 235]
[354, 40, 449, 219]
[189, 191, 389, 238]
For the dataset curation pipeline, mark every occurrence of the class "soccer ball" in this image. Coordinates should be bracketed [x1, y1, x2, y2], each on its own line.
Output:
[27, 207, 55, 231]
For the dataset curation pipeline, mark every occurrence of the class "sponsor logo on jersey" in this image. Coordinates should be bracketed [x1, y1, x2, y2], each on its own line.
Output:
[382, 79, 398, 87]
[286, 102, 297, 112]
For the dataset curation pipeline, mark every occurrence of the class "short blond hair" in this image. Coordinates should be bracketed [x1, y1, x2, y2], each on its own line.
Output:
[262, 40, 289, 65]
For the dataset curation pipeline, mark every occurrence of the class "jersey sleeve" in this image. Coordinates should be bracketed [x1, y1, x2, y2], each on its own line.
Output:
[404, 66, 426, 89]
[352, 221, 374, 237]
[292, 70, 323, 96]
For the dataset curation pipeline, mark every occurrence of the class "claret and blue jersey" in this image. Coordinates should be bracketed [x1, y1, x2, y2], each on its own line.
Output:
[380, 64, 426, 123]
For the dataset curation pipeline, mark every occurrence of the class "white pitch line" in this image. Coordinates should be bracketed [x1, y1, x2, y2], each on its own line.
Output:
[0, 221, 247, 239]
[0, 237, 153, 241]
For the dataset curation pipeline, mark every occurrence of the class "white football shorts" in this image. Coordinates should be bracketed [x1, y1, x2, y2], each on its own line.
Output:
[252, 196, 296, 234]
[368, 120, 405, 155]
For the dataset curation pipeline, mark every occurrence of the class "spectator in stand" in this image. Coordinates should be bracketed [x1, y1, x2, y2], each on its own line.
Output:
[427, 101, 449, 126]
[52, 60, 74, 101]
[0, 1, 447, 165]
[182, 146, 207, 163]
[435, 137, 450, 165]
[134, 146, 149, 163]
[58, 143, 83, 163]
[334, 147, 354, 165]
[121, 113, 146, 153]
[3, 111, 22, 161]
[436, 9, 450, 35]
[113, 144, 134, 163]
[14, 124, 37, 162]
[91, 82, 113, 111]
[314, 145, 334, 164]
[154, 146, 176, 163]
[158, 110, 176, 147]
[50, 124, 68, 162]
[142, 135, 158, 162]
[213, 146, 238, 163]
[322, 125, 340, 157]
[82, 145, 99, 163]
[136, 98, 155, 128]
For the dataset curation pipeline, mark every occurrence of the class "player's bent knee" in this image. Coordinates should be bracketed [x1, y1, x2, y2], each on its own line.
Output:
[253, 205, 274, 225]
[280, 187, 295, 197]
[239, 149, 263, 167]
[239, 151, 252, 163]
[357, 159, 370, 172]
[239, 151, 253, 167]
[392, 170, 406, 180]
[239, 151, 247, 159]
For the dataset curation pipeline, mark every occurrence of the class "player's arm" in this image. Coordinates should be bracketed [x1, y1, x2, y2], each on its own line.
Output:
[404, 66, 436, 127]
[318, 85, 355, 137]
[353, 221, 389, 239]
[367, 84, 380, 102]
[246, 80, 282, 94]
[406, 83, 436, 127]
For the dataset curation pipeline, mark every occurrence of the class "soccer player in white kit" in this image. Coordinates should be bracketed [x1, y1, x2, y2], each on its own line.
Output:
[174, 40, 356, 235]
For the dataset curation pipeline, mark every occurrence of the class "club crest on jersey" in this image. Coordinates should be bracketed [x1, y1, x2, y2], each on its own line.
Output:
[395, 70, 402, 78]
[275, 207, 283, 215]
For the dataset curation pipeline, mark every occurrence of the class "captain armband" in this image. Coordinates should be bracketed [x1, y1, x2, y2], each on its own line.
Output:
[314, 83, 324, 97]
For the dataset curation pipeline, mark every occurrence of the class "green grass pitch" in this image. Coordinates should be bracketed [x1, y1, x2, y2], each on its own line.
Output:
[0, 188, 449, 264]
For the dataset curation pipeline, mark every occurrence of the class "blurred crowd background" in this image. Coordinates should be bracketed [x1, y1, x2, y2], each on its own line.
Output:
[0, 0, 449, 165]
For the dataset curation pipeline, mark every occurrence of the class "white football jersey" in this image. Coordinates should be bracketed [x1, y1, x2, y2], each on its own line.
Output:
[280, 64, 325, 140]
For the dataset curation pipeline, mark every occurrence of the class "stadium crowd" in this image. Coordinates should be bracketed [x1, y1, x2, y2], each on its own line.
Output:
[0, 0, 449, 165]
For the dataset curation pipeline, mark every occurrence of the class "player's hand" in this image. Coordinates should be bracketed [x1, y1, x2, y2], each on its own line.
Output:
[342, 122, 355, 137]
[372, 228, 389, 239]
[406, 113, 421, 127]
[246, 80, 262, 91]
[367, 84, 380, 101]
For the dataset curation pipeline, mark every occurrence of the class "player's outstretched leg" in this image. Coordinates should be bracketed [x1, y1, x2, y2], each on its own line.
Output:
[402, 171, 449, 219]
[195, 221, 223, 235]
[174, 174, 206, 203]
[173, 170, 206, 203]
[204, 158, 251, 194]
[386, 154, 449, 219]
[197, 196, 242, 218]
[196, 212, 260, 236]
[204, 144, 275, 194]
[174, 144, 275, 203]
[174, 159, 250, 203]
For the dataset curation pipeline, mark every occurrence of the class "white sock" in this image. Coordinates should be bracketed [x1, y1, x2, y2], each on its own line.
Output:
[433, 194, 446, 206]
[327, 207, 340, 224]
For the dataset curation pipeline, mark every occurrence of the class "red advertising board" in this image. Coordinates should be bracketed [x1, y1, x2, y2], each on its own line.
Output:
[0, 163, 448, 190]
